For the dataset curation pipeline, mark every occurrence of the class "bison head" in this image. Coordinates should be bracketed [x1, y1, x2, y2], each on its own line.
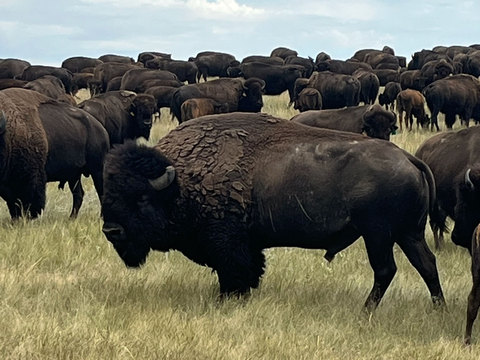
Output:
[362, 105, 397, 141]
[240, 78, 265, 112]
[452, 166, 480, 251]
[102, 141, 179, 267]
[130, 94, 156, 140]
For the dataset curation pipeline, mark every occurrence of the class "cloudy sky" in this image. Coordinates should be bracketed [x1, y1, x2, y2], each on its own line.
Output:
[1, 0, 479, 66]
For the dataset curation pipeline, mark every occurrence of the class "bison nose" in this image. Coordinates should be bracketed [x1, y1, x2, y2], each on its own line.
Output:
[102, 222, 126, 243]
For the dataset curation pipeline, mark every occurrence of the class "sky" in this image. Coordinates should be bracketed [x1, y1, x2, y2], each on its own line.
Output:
[1, 0, 479, 67]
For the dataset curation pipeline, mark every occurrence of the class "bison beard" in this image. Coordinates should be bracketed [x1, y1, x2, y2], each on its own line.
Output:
[101, 113, 445, 311]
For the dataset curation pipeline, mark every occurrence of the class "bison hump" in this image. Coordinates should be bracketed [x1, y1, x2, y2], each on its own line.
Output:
[157, 124, 254, 220]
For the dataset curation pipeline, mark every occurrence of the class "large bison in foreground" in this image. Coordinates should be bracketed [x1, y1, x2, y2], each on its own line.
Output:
[101, 113, 445, 311]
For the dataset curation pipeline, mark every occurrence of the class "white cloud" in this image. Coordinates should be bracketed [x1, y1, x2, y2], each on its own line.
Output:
[79, 0, 180, 7]
[273, 1, 378, 21]
[0, 20, 80, 37]
[185, 0, 264, 19]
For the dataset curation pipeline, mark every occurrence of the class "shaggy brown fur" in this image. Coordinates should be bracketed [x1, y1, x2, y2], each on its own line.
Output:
[0, 88, 48, 218]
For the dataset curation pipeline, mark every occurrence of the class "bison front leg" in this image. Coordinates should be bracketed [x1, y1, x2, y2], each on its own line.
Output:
[207, 233, 266, 297]
[363, 236, 397, 312]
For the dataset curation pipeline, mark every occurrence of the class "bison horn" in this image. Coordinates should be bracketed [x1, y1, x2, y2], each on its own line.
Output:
[149, 165, 176, 191]
[0, 111, 6, 134]
[465, 168, 475, 191]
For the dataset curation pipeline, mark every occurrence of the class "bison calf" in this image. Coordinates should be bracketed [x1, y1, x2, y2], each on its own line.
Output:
[180, 98, 229, 122]
[396, 89, 429, 131]
[293, 88, 322, 112]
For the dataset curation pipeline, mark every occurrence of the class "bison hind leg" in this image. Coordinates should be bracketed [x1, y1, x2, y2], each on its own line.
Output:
[396, 233, 445, 307]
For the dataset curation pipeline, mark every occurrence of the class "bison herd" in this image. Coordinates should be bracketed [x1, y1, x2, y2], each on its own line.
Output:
[2, 44, 480, 344]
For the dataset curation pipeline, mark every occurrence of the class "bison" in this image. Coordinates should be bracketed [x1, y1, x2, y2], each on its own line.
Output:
[79, 90, 156, 146]
[0, 88, 48, 218]
[293, 88, 322, 112]
[352, 69, 380, 105]
[17, 65, 75, 94]
[308, 71, 361, 109]
[465, 223, 480, 345]
[291, 104, 397, 140]
[378, 81, 401, 110]
[415, 127, 480, 250]
[190, 51, 238, 82]
[101, 112, 445, 311]
[422, 74, 480, 130]
[180, 98, 229, 122]
[236, 62, 303, 103]
[396, 89, 430, 131]
[170, 78, 264, 122]
[10, 89, 109, 217]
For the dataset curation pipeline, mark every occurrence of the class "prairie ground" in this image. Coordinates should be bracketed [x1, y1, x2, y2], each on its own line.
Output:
[0, 91, 478, 359]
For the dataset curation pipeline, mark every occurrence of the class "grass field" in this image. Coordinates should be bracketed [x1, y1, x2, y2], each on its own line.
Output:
[1, 91, 479, 359]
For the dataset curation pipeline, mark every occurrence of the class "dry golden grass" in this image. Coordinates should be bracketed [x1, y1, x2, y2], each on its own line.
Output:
[0, 91, 479, 359]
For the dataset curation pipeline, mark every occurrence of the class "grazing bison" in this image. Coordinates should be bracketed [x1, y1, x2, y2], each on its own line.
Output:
[378, 81, 402, 110]
[293, 88, 322, 112]
[284, 55, 315, 78]
[79, 90, 156, 145]
[101, 112, 445, 311]
[0, 79, 28, 90]
[399, 69, 427, 91]
[170, 78, 265, 122]
[308, 71, 361, 109]
[0, 88, 48, 218]
[61, 56, 103, 73]
[396, 89, 429, 131]
[237, 62, 303, 102]
[180, 98, 229, 121]
[422, 74, 480, 130]
[24, 75, 70, 101]
[119, 68, 178, 93]
[465, 223, 480, 345]
[0, 58, 31, 79]
[98, 54, 135, 64]
[352, 69, 380, 105]
[190, 51, 238, 82]
[90, 62, 141, 94]
[10, 89, 109, 217]
[291, 104, 397, 140]
[415, 127, 480, 250]
[144, 86, 179, 110]
[372, 69, 400, 86]
[146, 59, 198, 84]
[270, 46, 298, 59]
[241, 55, 284, 66]
[18, 65, 75, 94]
[316, 59, 372, 75]
[408, 49, 450, 70]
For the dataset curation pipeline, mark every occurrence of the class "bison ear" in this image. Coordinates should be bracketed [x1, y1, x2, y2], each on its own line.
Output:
[0, 111, 6, 135]
[149, 165, 176, 191]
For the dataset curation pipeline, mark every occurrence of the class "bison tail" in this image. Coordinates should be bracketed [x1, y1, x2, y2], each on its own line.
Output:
[405, 151, 449, 235]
